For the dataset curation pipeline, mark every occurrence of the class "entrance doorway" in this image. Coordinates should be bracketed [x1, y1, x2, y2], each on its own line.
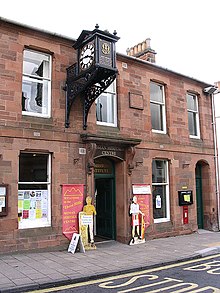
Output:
[94, 158, 116, 240]
[196, 163, 204, 228]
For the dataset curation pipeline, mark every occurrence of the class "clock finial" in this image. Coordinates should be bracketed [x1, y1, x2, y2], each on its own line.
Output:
[95, 24, 99, 29]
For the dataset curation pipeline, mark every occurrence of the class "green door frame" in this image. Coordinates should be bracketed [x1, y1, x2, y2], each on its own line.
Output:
[94, 158, 116, 240]
[196, 163, 204, 229]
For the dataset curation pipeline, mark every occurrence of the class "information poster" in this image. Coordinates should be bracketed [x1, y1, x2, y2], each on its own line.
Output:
[0, 196, 5, 212]
[0, 185, 7, 216]
[68, 233, 85, 254]
[62, 184, 84, 240]
[18, 190, 49, 228]
[132, 184, 151, 228]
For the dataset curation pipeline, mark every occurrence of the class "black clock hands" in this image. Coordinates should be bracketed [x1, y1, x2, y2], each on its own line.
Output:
[80, 55, 93, 62]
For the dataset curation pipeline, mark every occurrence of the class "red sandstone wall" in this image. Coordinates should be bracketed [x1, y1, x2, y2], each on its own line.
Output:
[0, 21, 86, 252]
[0, 20, 217, 252]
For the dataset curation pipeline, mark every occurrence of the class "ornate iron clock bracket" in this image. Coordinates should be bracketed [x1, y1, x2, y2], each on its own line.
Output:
[64, 64, 97, 128]
[64, 65, 117, 129]
[83, 72, 117, 130]
[64, 79, 85, 128]
[64, 63, 81, 128]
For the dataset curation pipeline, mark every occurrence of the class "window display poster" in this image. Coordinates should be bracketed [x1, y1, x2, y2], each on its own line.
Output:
[62, 184, 84, 240]
[0, 196, 5, 212]
[18, 190, 48, 223]
[132, 184, 151, 229]
[156, 195, 162, 208]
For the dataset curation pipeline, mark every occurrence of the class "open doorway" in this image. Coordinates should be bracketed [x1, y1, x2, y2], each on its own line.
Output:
[94, 157, 116, 241]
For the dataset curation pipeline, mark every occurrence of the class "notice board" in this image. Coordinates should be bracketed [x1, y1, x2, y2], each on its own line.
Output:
[62, 184, 84, 240]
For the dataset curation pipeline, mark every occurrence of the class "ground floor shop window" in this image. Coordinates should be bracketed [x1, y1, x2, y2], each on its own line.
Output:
[152, 159, 170, 223]
[18, 153, 51, 229]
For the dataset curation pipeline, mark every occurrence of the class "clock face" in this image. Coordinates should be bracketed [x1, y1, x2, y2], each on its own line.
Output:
[79, 43, 95, 70]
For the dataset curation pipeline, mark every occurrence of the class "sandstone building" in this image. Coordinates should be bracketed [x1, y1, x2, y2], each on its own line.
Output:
[0, 18, 218, 253]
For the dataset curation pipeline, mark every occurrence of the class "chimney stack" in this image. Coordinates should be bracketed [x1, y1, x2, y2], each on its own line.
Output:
[126, 38, 157, 63]
[214, 81, 220, 89]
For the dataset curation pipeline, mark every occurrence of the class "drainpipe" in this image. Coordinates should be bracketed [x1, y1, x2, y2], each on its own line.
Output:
[211, 93, 220, 230]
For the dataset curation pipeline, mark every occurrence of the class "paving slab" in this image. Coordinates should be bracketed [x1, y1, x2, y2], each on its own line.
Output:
[0, 230, 220, 293]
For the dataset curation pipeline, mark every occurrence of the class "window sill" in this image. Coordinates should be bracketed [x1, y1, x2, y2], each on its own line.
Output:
[189, 135, 201, 139]
[97, 122, 117, 127]
[18, 223, 51, 229]
[22, 112, 51, 119]
[154, 218, 170, 224]
[152, 129, 167, 134]
[22, 114, 53, 125]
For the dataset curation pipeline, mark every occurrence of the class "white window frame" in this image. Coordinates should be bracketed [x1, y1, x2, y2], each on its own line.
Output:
[96, 81, 117, 127]
[18, 153, 51, 229]
[22, 49, 52, 118]
[152, 160, 170, 223]
[150, 81, 167, 134]
[187, 93, 200, 139]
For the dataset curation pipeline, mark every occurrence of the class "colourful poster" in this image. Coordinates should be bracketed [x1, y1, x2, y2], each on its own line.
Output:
[62, 184, 84, 240]
[18, 191, 24, 200]
[36, 209, 42, 219]
[132, 184, 151, 229]
[18, 190, 48, 223]
[22, 210, 29, 219]
[36, 200, 41, 209]
[29, 209, 36, 220]
[42, 209, 48, 218]
[23, 200, 30, 210]
[24, 191, 30, 199]
[0, 196, 5, 208]
[18, 200, 23, 210]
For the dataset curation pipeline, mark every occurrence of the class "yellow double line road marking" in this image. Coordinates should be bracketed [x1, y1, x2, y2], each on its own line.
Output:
[29, 253, 220, 293]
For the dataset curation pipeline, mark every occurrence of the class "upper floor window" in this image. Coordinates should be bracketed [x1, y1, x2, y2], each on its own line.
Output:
[22, 50, 52, 118]
[96, 81, 117, 127]
[152, 159, 170, 223]
[187, 93, 200, 138]
[150, 81, 166, 133]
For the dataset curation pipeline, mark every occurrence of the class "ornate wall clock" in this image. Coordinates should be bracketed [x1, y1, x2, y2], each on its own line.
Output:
[79, 42, 95, 71]
[65, 25, 120, 128]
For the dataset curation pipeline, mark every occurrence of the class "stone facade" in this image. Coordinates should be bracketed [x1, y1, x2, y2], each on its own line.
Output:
[0, 19, 218, 253]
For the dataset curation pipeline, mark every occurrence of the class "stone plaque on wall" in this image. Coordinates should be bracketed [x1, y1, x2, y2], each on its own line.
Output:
[129, 92, 144, 110]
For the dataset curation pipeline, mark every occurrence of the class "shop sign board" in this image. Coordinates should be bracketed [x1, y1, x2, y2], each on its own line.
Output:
[132, 184, 151, 228]
[95, 145, 124, 160]
[62, 184, 84, 240]
[132, 184, 151, 195]
[68, 233, 85, 254]
[81, 214, 93, 225]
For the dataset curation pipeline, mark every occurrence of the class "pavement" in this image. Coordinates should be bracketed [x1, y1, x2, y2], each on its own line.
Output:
[0, 229, 220, 293]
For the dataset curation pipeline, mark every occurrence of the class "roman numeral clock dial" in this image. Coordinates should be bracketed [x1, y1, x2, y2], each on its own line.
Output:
[79, 43, 95, 70]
